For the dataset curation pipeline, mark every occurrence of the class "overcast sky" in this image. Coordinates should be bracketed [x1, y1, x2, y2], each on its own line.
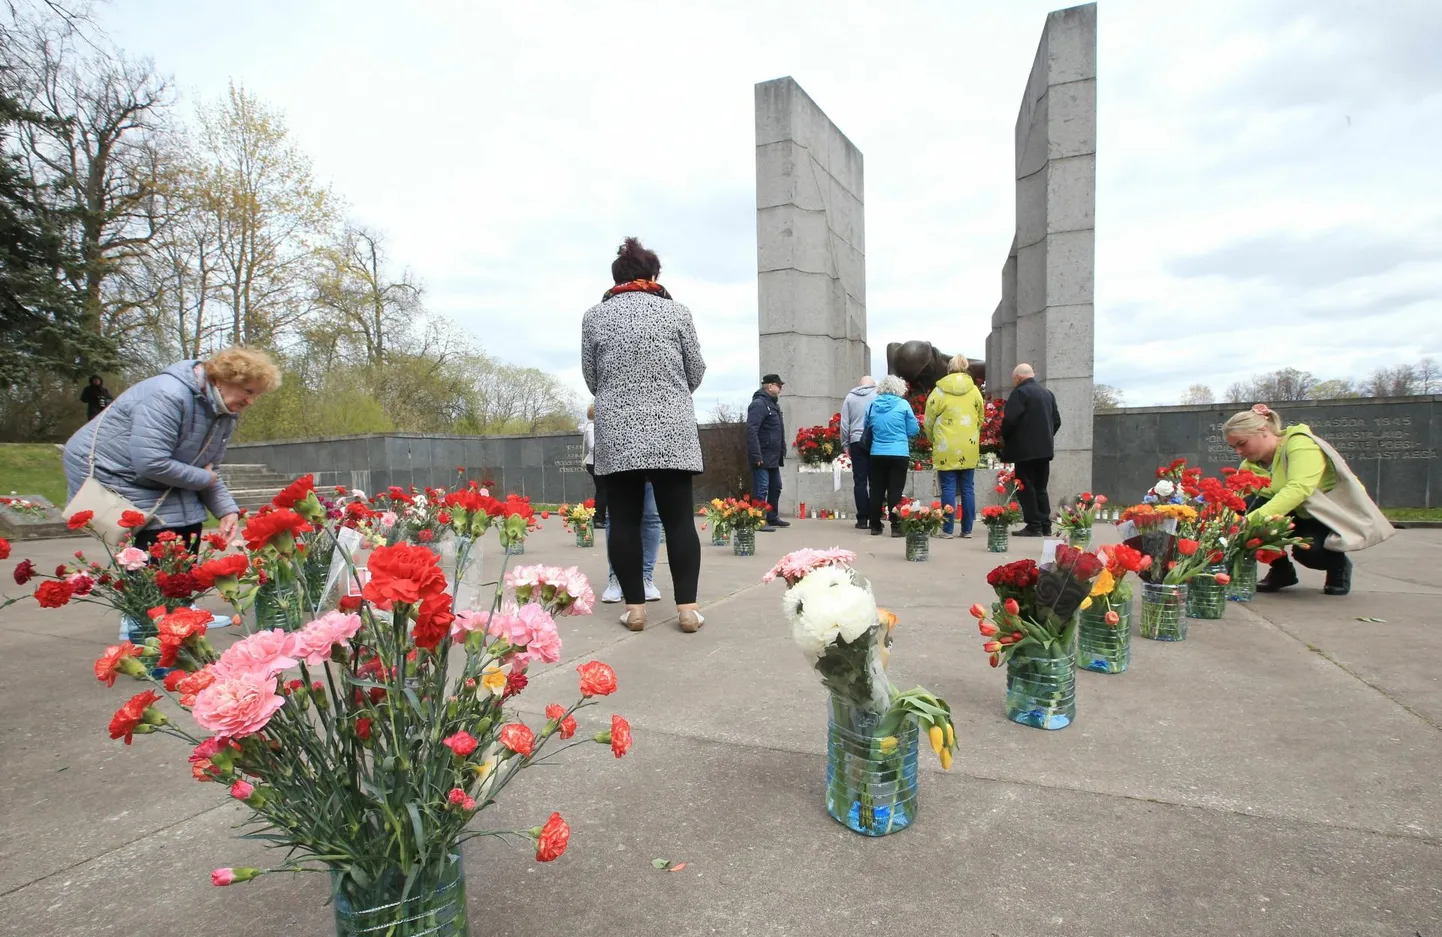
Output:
[100, 0, 1442, 411]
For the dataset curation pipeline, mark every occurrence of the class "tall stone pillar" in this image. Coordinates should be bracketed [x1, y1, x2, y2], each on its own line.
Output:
[988, 3, 1096, 501]
[755, 77, 868, 513]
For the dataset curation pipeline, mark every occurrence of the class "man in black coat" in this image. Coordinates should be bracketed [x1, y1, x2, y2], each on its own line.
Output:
[746, 373, 790, 530]
[1000, 363, 1061, 537]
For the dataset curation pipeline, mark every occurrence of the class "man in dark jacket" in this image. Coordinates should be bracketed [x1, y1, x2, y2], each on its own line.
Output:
[746, 374, 790, 529]
[1000, 363, 1061, 536]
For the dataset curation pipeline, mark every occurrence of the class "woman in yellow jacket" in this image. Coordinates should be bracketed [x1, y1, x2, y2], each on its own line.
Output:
[1222, 404, 1348, 595]
[924, 355, 985, 538]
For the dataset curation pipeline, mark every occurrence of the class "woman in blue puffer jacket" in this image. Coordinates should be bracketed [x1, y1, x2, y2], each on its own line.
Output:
[865, 375, 920, 537]
[63, 347, 282, 551]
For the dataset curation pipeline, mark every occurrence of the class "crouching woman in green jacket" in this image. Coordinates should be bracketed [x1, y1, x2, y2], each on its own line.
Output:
[1222, 404, 1350, 595]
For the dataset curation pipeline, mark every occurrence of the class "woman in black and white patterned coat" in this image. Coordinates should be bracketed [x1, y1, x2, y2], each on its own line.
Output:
[581, 237, 707, 634]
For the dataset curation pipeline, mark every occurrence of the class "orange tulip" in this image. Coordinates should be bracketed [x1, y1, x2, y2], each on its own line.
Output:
[982, 640, 1002, 653]
[968, 603, 987, 620]
[978, 620, 998, 636]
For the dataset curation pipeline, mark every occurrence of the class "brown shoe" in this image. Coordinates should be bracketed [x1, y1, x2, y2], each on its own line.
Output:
[677, 608, 705, 633]
[620, 607, 646, 631]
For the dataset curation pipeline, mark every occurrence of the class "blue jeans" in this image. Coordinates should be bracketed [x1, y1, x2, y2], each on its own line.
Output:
[751, 466, 782, 521]
[606, 480, 661, 581]
[938, 469, 975, 535]
[848, 447, 870, 520]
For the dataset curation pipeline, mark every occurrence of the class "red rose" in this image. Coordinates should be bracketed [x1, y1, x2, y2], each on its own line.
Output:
[411, 591, 455, 650]
[66, 510, 94, 530]
[364, 543, 448, 605]
[545, 703, 576, 739]
[35, 580, 74, 608]
[12, 559, 34, 584]
[241, 509, 313, 552]
[534, 812, 570, 862]
[0, 537, 8, 560]
[609, 714, 632, 758]
[194, 554, 249, 587]
[109, 690, 162, 744]
[499, 723, 535, 757]
[577, 661, 618, 697]
[271, 474, 316, 510]
[95, 642, 143, 687]
[118, 510, 148, 529]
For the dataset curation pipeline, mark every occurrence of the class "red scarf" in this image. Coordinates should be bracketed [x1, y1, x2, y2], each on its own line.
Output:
[602, 279, 673, 302]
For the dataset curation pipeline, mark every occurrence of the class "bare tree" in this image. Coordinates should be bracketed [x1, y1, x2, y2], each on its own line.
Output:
[1093, 384, 1124, 409]
[1179, 383, 1214, 405]
[1227, 368, 1316, 403]
[11, 19, 172, 347]
[1364, 364, 1420, 398]
[310, 224, 421, 368]
[1419, 357, 1440, 394]
[706, 400, 746, 423]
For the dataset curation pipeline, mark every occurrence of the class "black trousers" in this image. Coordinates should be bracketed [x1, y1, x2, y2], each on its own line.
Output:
[133, 522, 204, 554]
[585, 464, 608, 526]
[1013, 458, 1052, 532]
[868, 455, 910, 531]
[1280, 515, 1348, 573]
[604, 469, 700, 605]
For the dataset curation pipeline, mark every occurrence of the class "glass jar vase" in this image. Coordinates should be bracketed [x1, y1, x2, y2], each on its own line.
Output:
[332, 853, 468, 937]
[1140, 582, 1187, 641]
[825, 696, 919, 836]
[1228, 559, 1257, 602]
[253, 579, 305, 632]
[575, 526, 594, 548]
[904, 530, 929, 562]
[1186, 566, 1227, 619]
[1005, 637, 1077, 729]
[710, 526, 730, 547]
[986, 525, 1009, 553]
[732, 528, 756, 557]
[1078, 591, 1131, 673]
[503, 538, 525, 556]
[1067, 529, 1093, 549]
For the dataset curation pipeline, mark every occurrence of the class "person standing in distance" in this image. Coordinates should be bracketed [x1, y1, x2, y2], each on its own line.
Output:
[746, 373, 790, 530]
[1000, 363, 1060, 537]
[80, 375, 113, 420]
[840, 375, 876, 529]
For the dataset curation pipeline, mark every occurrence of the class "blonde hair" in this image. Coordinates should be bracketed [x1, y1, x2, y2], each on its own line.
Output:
[948, 354, 969, 374]
[204, 347, 282, 393]
[1223, 404, 1283, 438]
[587, 403, 595, 420]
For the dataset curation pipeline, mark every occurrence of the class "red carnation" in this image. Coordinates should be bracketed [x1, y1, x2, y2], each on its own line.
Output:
[95, 642, 144, 687]
[545, 703, 576, 739]
[109, 690, 163, 745]
[499, 723, 536, 757]
[66, 510, 94, 530]
[156, 571, 201, 599]
[194, 554, 249, 588]
[504, 668, 529, 700]
[364, 543, 448, 605]
[118, 510, 148, 529]
[241, 509, 312, 552]
[609, 714, 633, 758]
[34, 579, 74, 608]
[411, 591, 455, 650]
[577, 661, 618, 697]
[272, 474, 316, 510]
[535, 812, 570, 862]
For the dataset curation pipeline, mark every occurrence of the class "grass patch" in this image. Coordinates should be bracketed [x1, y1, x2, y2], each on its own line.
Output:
[1382, 506, 1442, 522]
[0, 443, 67, 506]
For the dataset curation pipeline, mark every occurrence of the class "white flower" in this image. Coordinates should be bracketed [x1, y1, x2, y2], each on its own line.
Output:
[783, 566, 878, 660]
[1153, 479, 1176, 498]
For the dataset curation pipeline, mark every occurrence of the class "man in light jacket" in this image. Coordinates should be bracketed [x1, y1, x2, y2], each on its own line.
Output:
[746, 374, 789, 530]
[839, 375, 876, 529]
[1000, 363, 1061, 537]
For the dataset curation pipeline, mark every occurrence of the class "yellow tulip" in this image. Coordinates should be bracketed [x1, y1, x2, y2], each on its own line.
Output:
[944, 721, 955, 748]
[1080, 596, 1093, 611]
[927, 725, 944, 756]
[1089, 568, 1115, 597]
[939, 748, 952, 770]
[879, 736, 898, 755]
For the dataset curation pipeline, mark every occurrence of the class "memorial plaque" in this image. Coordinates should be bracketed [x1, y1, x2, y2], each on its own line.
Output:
[0, 494, 76, 540]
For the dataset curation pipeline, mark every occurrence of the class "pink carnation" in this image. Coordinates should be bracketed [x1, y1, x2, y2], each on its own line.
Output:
[192, 669, 286, 739]
[293, 611, 363, 666]
[450, 609, 491, 642]
[557, 567, 594, 615]
[213, 628, 299, 678]
[515, 604, 561, 664]
[762, 547, 858, 586]
[230, 779, 254, 800]
[486, 609, 533, 647]
[116, 546, 149, 571]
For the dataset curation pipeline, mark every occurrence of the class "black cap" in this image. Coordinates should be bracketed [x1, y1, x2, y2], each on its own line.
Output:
[761, 373, 785, 385]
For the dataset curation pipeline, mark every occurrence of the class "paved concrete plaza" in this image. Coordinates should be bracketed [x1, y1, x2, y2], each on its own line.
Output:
[1, 521, 1438, 936]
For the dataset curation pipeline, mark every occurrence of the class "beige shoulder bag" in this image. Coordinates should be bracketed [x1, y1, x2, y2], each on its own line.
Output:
[1284, 431, 1396, 553]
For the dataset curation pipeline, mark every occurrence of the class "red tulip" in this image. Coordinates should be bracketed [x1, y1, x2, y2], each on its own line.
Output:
[1177, 539, 1199, 557]
[982, 640, 1003, 653]
[978, 621, 998, 636]
[968, 603, 987, 620]
[989, 652, 1001, 668]
[1003, 598, 1020, 616]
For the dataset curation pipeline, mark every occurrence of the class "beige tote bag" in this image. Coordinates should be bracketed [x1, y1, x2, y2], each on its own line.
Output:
[62, 406, 178, 547]
[1285, 431, 1395, 553]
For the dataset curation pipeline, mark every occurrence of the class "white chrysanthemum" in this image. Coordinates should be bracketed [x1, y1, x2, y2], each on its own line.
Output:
[1153, 479, 1176, 498]
[783, 566, 878, 660]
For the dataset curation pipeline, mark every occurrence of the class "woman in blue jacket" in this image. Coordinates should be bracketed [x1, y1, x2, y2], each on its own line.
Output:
[865, 375, 920, 537]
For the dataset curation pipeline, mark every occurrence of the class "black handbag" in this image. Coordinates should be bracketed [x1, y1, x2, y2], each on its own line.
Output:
[858, 423, 873, 455]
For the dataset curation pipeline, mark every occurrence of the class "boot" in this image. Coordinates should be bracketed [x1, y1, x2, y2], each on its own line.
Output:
[1323, 557, 1352, 596]
[1257, 558, 1299, 592]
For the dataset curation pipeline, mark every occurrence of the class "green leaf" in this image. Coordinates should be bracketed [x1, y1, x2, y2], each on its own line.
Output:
[651, 858, 672, 870]
[406, 803, 427, 856]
